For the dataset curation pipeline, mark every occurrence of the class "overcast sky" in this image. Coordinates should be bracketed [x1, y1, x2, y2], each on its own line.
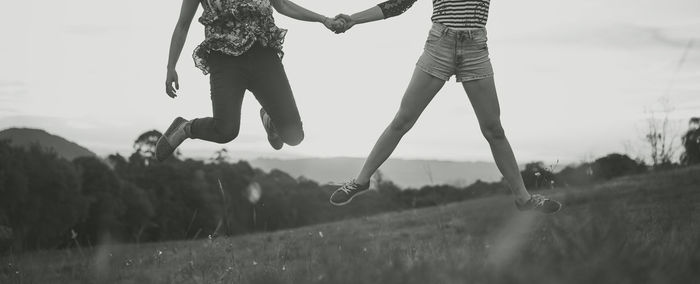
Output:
[1, 0, 699, 164]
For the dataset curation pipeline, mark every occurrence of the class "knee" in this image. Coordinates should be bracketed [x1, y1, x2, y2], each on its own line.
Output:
[214, 127, 239, 144]
[481, 121, 506, 142]
[389, 112, 417, 133]
[279, 126, 304, 146]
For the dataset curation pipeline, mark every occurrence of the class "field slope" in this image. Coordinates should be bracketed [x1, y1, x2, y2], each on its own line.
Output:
[2, 166, 700, 284]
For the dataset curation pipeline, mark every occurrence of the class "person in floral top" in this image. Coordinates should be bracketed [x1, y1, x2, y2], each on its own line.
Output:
[156, 0, 345, 160]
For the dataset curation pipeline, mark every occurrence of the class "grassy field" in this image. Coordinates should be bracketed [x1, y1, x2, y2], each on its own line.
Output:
[2, 166, 699, 284]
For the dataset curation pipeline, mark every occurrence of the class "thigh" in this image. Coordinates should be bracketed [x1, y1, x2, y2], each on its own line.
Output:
[461, 76, 500, 125]
[248, 51, 302, 130]
[209, 54, 248, 129]
[396, 67, 446, 120]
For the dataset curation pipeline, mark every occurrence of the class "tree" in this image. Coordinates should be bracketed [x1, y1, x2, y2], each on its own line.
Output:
[591, 153, 646, 181]
[73, 157, 127, 244]
[680, 117, 700, 165]
[107, 153, 128, 170]
[520, 162, 557, 190]
[643, 96, 679, 168]
[556, 163, 594, 187]
[210, 148, 230, 164]
[0, 142, 89, 250]
[120, 182, 154, 243]
[132, 130, 178, 165]
[133, 130, 160, 157]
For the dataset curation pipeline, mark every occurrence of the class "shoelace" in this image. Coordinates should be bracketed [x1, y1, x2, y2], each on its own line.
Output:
[529, 194, 547, 207]
[339, 181, 359, 194]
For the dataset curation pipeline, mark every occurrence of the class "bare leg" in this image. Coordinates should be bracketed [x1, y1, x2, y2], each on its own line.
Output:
[354, 68, 446, 185]
[462, 76, 530, 202]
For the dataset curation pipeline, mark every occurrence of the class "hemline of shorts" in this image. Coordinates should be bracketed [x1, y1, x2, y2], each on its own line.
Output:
[415, 62, 450, 81]
[456, 73, 494, 82]
[415, 62, 494, 83]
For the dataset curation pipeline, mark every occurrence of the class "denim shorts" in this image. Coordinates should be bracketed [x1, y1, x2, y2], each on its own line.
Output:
[416, 23, 494, 82]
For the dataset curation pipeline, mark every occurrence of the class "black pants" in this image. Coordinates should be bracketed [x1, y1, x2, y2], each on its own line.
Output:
[190, 44, 304, 145]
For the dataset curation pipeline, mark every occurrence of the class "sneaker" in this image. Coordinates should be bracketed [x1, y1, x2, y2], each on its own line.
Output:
[515, 194, 562, 214]
[260, 108, 283, 150]
[330, 180, 370, 206]
[155, 117, 189, 161]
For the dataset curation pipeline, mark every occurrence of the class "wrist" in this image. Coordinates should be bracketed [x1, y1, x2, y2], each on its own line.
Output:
[350, 13, 362, 24]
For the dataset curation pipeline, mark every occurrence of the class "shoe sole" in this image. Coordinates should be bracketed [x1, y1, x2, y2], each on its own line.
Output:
[547, 203, 563, 214]
[329, 189, 369, 206]
[517, 202, 562, 214]
[259, 109, 283, 150]
[542, 200, 563, 214]
[156, 117, 187, 161]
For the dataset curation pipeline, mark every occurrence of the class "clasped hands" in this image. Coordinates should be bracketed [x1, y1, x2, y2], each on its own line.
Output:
[323, 14, 354, 34]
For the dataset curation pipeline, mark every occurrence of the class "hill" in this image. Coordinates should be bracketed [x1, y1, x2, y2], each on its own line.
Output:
[250, 157, 504, 188]
[0, 128, 96, 160]
[4, 166, 699, 283]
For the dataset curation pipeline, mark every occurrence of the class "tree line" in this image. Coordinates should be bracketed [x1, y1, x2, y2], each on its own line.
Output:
[1, 117, 698, 252]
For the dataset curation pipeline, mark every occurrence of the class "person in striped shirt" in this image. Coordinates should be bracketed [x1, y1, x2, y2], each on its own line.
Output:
[329, 0, 562, 214]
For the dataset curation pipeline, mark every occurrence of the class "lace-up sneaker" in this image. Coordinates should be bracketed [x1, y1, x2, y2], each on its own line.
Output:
[515, 194, 562, 214]
[330, 180, 370, 206]
[260, 108, 283, 150]
[155, 117, 190, 162]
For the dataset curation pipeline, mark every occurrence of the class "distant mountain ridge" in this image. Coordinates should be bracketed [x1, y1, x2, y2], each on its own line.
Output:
[0, 128, 96, 161]
[0, 127, 504, 188]
[249, 157, 504, 188]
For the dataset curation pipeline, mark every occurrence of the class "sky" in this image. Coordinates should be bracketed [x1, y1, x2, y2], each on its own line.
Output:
[0, 0, 699, 164]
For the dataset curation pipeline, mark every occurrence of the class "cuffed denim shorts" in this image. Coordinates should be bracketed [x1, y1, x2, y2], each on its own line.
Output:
[416, 22, 494, 82]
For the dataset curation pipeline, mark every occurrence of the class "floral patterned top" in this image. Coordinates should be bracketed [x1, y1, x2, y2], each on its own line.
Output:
[193, 0, 287, 75]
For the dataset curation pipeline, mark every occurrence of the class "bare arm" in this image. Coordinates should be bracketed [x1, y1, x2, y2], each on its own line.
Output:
[165, 0, 199, 98]
[271, 0, 345, 31]
[271, 0, 327, 23]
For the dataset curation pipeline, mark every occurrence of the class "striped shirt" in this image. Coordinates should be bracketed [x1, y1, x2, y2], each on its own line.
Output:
[377, 0, 490, 29]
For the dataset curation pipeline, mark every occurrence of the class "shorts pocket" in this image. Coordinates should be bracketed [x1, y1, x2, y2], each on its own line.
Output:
[426, 28, 444, 44]
[470, 42, 488, 51]
[465, 36, 488, 51]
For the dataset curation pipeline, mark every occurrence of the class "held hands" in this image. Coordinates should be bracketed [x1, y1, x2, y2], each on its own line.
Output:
[323, 14, 355, 34]
[166, 14, 355, 98]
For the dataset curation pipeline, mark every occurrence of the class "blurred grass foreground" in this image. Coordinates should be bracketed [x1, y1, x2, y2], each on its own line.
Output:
[2, 165, 699, 284]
